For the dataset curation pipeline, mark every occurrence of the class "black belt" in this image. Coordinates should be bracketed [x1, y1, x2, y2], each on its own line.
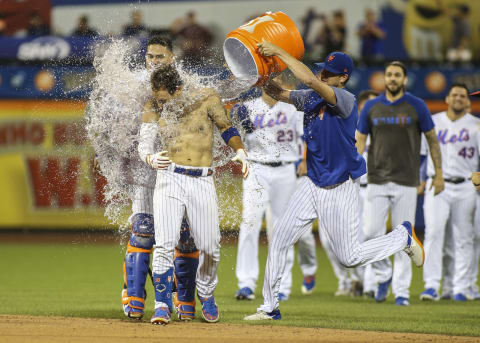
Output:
[444, 177, 467, 184]
[360, 184, 367, 188]
[174, 167, 213, 177]
[255, 161, 291, 167]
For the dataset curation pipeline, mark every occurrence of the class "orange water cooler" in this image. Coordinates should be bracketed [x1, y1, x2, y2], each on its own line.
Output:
[223, 11, 305, 86]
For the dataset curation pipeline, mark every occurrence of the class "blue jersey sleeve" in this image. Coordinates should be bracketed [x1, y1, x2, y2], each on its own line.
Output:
[357, 99, 374, 134]
[327, 87, 356, 118]
[411, 97, 434, 132]
[290, 90, 312, 112]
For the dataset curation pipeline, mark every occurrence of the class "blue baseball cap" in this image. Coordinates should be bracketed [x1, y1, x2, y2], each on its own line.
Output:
[315, 52, 354, 77]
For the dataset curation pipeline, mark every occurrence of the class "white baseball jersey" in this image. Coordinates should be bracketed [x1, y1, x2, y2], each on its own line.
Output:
[235, 97, 309, 296]
[241, 97, 303, 163]
[421, 111, 480, 179]
[421, 111, 480, 295]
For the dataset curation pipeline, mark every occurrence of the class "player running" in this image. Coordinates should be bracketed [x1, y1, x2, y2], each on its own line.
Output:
[233, 74, 317, 302]
[420, 82, 480, 301]
[243, 43, 424, 320]
[320, 90, 379, 298]
[138, 64, 249, 324]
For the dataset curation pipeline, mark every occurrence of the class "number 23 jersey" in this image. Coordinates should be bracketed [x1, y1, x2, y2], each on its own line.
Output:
[242, 97, 303, 163]
[422, 111, 480, 179]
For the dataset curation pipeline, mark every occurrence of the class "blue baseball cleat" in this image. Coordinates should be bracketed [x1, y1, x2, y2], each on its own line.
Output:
[420, 288, 439, 301]
[244, 309, 281, 321]
[395, 297, 410, 306]
[198, 295, 219, 323]
[301, 275, 316, 295]
[375, 277, 392, 302]
[235, 287, 255, 300]
[151, 306, 171, 325]
[278, 293, 289, 302]
[453, 293, 468, 302]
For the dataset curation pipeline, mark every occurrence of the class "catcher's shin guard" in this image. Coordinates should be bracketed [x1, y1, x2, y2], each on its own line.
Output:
[173, 248, 199, 320]
[153, 268, 174, 313]
[122, 213, 154, 319]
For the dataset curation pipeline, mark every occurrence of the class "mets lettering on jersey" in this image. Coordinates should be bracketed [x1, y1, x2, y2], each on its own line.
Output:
[437, 128, 470, 144]
[421, 111, 480, 179]
[232, 98, 303, 163]
[371, 114, 412, 126]
[252, 112, 287, 129]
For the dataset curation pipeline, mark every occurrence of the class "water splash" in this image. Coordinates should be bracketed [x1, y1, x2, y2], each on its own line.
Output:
[85, 38, 253, 229]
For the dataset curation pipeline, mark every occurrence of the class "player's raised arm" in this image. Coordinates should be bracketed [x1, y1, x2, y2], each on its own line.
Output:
[424, 128, 444, 195]
[207, 93, 249, 178]
[257, 41, 337, 105]
[138, 101, 171, 170]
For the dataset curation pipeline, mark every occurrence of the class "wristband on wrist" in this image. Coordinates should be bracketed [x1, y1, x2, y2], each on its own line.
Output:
[221, 126, 240, 144]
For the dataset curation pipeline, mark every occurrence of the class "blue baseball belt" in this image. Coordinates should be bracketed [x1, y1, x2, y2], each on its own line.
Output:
[173, 167, 213, 177]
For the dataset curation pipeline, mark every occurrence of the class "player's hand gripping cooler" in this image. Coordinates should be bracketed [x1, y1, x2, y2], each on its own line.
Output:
[223, 11, 304, 86]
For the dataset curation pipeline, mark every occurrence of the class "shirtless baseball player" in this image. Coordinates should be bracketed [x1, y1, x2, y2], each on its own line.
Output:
[121, 37, 201, 321]
[244, 43, 424, 320]
[138, 64, 249, 324]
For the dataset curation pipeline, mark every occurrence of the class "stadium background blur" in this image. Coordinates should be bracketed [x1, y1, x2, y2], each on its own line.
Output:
[1, 0, 480, 231]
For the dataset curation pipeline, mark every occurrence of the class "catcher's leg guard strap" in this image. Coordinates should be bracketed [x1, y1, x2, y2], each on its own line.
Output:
[153, 268, 174, 312]
[123, 213, 155, 314]
[124, 247, 150, 307]
[174, 248, 199, 303]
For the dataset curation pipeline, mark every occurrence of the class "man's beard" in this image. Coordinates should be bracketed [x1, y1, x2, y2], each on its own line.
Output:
[386, 84, 404, 97]
[452, 104, 467, 115]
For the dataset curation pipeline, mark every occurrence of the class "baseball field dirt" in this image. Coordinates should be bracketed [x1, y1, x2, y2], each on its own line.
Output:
[2, 315, 480, 343]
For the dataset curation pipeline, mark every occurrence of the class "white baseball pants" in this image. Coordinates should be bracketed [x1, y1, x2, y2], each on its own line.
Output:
[440, 219, 455, 296]
[152, 164, 220, 298]
[321, 185, 375, 292]
[237, 162, 317, 296]
[259, 177, 409, 313]
[363, 182, 417, 299]
[423, 179, 476, 295]
[131, 185, 154, 216]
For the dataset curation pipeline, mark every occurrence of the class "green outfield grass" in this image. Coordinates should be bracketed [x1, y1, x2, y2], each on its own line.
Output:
[1, 240, 479, 336]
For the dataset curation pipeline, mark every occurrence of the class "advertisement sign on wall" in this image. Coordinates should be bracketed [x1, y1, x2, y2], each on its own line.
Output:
[0, 100, 115, 228]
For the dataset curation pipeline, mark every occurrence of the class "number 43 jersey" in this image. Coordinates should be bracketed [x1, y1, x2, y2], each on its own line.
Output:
[422, 111, 480, 179]
[240, 97, 304, 164]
